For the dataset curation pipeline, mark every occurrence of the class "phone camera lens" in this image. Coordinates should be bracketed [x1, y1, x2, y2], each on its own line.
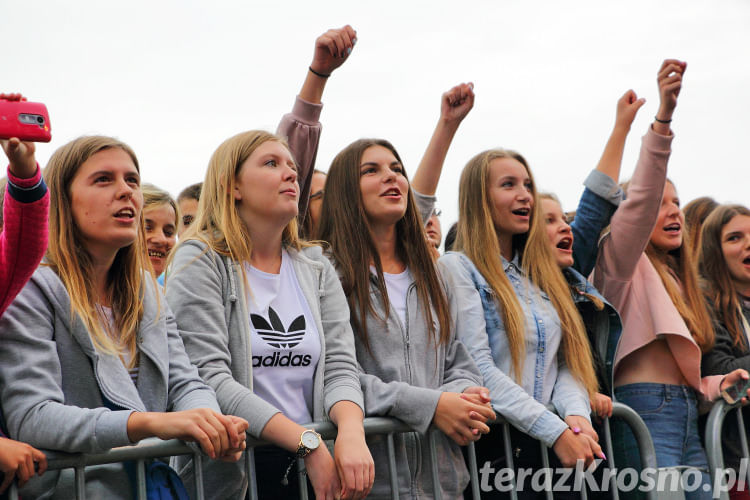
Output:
[36, 116, 44, 124]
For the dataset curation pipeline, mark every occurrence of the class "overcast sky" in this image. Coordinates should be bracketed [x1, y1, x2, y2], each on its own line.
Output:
[3, 0, 749, 231]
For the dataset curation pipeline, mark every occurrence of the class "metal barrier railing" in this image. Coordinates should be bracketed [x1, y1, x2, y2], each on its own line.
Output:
[6, 402, 657, 500]
[705, 401, 750, 500]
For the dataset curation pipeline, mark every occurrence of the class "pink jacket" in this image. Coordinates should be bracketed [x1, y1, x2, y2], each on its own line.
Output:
[593, 127, 723, 401]
[277, 96, 323, 219]
[1, 165, 49, 317]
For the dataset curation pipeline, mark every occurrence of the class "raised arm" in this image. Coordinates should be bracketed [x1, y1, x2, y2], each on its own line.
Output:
[571, 90, 644, 275]
[410, 83, 474, 196]
[0, 94, 49, 317]
[277, 25, 357, 219]
[595, 60, 684, 286]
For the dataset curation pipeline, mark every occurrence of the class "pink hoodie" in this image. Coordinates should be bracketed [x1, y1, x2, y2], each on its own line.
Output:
[1, 165, 49, 317]
[593, 127, 723, 401]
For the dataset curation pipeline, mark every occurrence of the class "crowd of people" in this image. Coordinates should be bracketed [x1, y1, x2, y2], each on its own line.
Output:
[1, 24, 750, 500]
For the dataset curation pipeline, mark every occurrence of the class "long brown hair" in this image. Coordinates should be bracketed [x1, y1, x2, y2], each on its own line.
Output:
[684, 196, 718, 259]
[317, 139, 451, 350]
[699, 204, 750, 347]
[643, 180, 715, 352]
[455, 149, 597, 395]
[44, 136, 148, 366]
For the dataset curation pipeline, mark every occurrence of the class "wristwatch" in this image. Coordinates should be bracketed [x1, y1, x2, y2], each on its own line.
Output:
[294, 429, 322, 458]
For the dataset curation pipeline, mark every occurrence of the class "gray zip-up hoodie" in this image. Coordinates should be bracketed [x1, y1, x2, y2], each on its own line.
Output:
[166, 240, 364, 499]
[0, 266, 221, 500]
[336, 263, 483, 499]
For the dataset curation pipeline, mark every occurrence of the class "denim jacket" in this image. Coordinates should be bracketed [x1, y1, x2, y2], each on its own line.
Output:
[571, 170, 622, 277]
[439, 253, 590, 448]
[567, 170, 624, 394]
[564, 267, 621, 395]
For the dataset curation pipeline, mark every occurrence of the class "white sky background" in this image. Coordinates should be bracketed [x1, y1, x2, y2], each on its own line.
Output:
[3, 0, 749, 233]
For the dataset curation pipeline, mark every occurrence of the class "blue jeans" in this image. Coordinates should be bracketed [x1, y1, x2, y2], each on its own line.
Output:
[613, 383, 712, 500]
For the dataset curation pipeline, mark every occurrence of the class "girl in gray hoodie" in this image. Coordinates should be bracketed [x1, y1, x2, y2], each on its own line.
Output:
[317, 83, 496, 500]
[0, 136, 247, 499]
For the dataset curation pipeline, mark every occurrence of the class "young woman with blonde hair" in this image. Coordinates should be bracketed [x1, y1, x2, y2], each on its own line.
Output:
[538, 89, 646, 418]
[167, 127, 372, 500]
[140, 183, 179, 284]
[0, 135, 247, 499]
[166, 25, 374, 500]
[592, 60, 747, 499]
[439, 144, 603, 499]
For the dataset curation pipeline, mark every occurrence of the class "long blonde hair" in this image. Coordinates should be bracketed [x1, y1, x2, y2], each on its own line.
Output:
[455, 149, 597, 395]
[643, 180, 715, 352]
[173, 130, 308, 285]
[44, 136, 148, 366]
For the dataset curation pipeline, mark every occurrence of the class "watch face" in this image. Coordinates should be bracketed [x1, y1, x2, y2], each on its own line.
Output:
[301, 430, 320, 449]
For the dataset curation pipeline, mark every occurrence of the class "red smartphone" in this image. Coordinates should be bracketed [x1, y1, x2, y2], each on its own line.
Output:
[0, 99, 52, 143]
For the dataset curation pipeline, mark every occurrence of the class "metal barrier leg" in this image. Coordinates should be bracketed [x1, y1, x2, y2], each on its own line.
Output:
[501, 423, 518, 500]
[737, 407, 750, 492]
[602, 418, 620, 500]
[247, 448, 258, 500]
[297, 457, 308, 500]
[386, 433, 399, 500]
[136, 459, 147, 500]
[7, 483, 18, 500]
[428, 430, 442, 500]
[467, 441, 480, 500]
[705, 402, 731, 500]
[74, 466, 86, 500]
[539, 440, 553, 500]
[194, 453, 205, 500]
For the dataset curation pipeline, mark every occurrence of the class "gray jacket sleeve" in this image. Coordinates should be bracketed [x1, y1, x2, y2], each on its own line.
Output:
[439, 328, 483, 394]
[438, 254, 568, 447]
[359, 370, 442, 435]
[412, 189, 436, 225]
[317, 255, 365, 415]
[166, 242, 280, 437]
[162, 298, 222, 414]
[0, 276, 133, 453]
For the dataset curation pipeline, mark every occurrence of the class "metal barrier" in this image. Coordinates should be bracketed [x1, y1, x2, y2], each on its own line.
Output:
[705, 401, 750, 500]
[6, 403, 657, 500]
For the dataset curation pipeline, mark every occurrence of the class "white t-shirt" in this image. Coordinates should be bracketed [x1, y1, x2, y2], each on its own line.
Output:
[246, 251, 321, 424]
[382, 267, 412, 328]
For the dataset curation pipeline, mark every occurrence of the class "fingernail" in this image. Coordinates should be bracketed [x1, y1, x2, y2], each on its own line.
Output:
[572, 427, 581, 434]
[347, 47, 352, 55]
[352, 38, 357, 44]
[600, 452, 607, 460]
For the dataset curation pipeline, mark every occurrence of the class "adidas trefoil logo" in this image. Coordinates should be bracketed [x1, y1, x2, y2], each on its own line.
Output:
[251, 307, 305, 349]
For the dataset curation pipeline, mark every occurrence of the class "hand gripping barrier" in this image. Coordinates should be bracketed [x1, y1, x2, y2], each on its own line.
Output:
[6, 402, 657, 499]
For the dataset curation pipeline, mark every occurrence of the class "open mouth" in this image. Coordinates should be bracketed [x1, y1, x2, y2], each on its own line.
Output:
[664, 222, 681, 233]
[114, 207, 135, 219]
[511, 207, 530, 217]
[381, 188, 401, 197]
[743, 256, 750, 265]
[148, 250, 166, 259]
[556, 237, 573, 251]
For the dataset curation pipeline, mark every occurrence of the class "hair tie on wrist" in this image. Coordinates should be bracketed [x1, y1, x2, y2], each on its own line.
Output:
[654, 116, 672, 124]
[309, 66, 330, 78]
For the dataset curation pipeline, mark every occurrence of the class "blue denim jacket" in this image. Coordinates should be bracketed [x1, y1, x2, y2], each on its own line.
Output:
[568, 170, 624, 395]
[572, 170, 622, 277]
[439, 252, 590, 447]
